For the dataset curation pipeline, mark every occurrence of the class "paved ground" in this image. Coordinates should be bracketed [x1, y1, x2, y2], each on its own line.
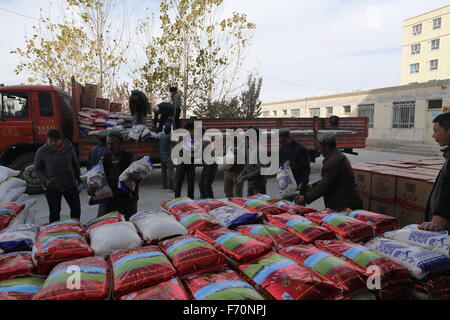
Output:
[27, 149, 429, 225]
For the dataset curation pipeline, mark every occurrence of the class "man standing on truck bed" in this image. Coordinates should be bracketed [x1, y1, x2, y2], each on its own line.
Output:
[34, 129, 82, 223]
[170, 87, 182, 130]
[96, 131, 141, 220]
[297, 133, 363, 211]
[153, 102, 175, 133]
[129, 90, 150, 125]
[419, 112, 450, 232]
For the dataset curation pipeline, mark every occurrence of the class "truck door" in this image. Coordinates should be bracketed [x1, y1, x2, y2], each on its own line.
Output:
[0, 91, 34, 150]
[31, 91, 60, 142]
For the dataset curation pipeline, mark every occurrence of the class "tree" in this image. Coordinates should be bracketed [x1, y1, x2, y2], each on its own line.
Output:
[240, 75, 263, 119]
[192, 97, 240, 119]
[135, 0, 255, 118]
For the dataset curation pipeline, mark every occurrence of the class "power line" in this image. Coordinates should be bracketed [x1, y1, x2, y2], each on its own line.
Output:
[0, 7, 40, 21]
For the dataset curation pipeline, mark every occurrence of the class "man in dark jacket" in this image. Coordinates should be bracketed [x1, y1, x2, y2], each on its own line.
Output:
[96, 131, 140, 220]
[87, 135, 108, 170]
[34, 129, 82, 223]
[153, 102, 175, 133]
[297, 133, 363, 211]
[279, 128, 311, 198]
[224, 131, 244, 198]
[174, 121, 197, 199]
[129, 90, 150, 125]
[170, 87, 182, 130]
[198, 128, 218, 199]
[419, 112, 450, 232]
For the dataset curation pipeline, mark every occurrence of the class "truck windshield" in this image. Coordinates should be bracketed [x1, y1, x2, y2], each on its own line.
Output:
[0, 92, 29, 119]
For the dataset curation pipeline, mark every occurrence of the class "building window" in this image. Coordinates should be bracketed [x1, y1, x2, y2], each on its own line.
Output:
[358, 104, 375, 128]
[291, 109, 300, 117]
[412, 24, 422, 35]
[326, 107, 333, 117]
[282, 110, 288, 116]
[310, 108, 320, 117]
[430, 59, 439, 71]
[431, 38, 440, 50]
[432, 17, 442, 30]
[272, 110, 277, 116]
[343, 105, 351, 114]
[410, 43, 421, 55]
[410, 63, 419, 74]
[262, 111, 269, 117]
[393, 101, 415, 129]
[428, 99, 442, 109]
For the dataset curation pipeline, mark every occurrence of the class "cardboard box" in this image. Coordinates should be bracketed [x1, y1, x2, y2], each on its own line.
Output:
[394, 205, 426, 228]
[110, 102, 122, 113]
[370, 200, 395, 217]
[361, 194, 371, 211]
[395, 175, 434, 211]
[371, 170, 397, 204]
[353, 168, 372, 198]
[84, 84, 99, 97]
[95, 98, 110, 111]
[81, 95, 96, 108]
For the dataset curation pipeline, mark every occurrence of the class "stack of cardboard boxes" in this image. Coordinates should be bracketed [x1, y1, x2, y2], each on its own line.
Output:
[353, 157, 444, 227]
[81, 83, 122, 112]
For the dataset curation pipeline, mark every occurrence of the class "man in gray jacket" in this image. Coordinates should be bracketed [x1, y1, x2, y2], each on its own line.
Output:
[34, 129, 82, 223]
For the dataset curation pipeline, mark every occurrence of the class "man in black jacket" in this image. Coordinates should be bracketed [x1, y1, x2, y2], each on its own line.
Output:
[34, 129, 82, 223]
[129, 90, 150, 125]
[297, 133, 363, 211]
[419, 112, 450, 232]
[153, 102, 175, 133]
[279, 128, 311, 198]
[170, 87, 182, 130]
[96, 131, 140, 220]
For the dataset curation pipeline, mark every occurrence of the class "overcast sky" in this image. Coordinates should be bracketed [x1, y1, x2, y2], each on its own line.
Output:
[0, 0, 449, 103]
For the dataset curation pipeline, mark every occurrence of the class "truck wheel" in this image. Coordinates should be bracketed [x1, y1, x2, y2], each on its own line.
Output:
[11, 153, 43, 195]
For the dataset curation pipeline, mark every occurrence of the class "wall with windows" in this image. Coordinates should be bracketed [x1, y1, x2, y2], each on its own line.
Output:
[261, 79, 450, 147]
[401, 5, 450, 85]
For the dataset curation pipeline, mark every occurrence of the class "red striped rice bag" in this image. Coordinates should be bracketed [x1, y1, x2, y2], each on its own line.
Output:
[279, 245, 367, 297]
[268, 199, 318, 215]
[162, 197, 204, 216]
[85, 211, 125, 235]
[196, 228, 272, 263]
[238, 252, 342, 300]
[33, 257, 110, 300]
[306, 212, 375, 242]
[236, 224, 302, 248]
[315, 240, 411, 288]
[119, 278, 190, 300]
[159, 235, 228, 279]
[414, 276, 450, 300]
[267, 214, 335, 243]
[33, 220, 94, 274]
[0, 277, 45, 300]
[346, 210, 399, 235]
[229, 196, 287, 216]
[174, 210, 219, 234]
[110, 246, 177, 298]
[186, 269, 265, 300]
[197, 199, 228, 211]
[0, 251, 35, 281]
[0, 203, 25, 231]
[304, 210, 341, 224]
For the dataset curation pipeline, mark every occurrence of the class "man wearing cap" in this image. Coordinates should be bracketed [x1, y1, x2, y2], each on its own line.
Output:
[279, 128, 311, 199]
[297, 133, 363, 211]
[129, 90, 150, 125]
[170, 87, 182, 130]
[153, 102, 175, 133]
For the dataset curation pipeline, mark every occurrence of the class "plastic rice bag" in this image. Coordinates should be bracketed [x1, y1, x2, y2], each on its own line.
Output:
[7, 199, 37, 229]
[118, 156, 153, 193]
[0, 166, 20, 184]
[159, 235, 228, 279]
[197, 199, 228, 211]
[110, 246, 177, 298]
[0, 277, 45, 300]
[346, 210, 399, 235]
[175, 210, 219, 234]
[186, 269, 265, 300]
[0, 224, 38, 253]
[162, 197, 204, 216]
[85, 211, 125, 235]
[90, 222, 142, 257]
[196, 228, 272, 263]
[276, 161, 298, 199]
[0, 203, 25, 231]
[120, 278, 190, 300]
[365, 237, 450, 280]
[0, 178, 26, 203]
[236, 224, 302, 248]
[280, 245, 367, 297]
[208, 205, 261, 229]
[33, 257, 110, 300]
[383, 225, 450, 257]
[82, 161, 113, 205]
[128, 124, 145, 142]
[130, 210, 187, 242]
[267, 214, 335, 243]
[270, 199, 318, 215]
[238, 252, 342, 300]
[0, 252, 35, 281]
[2, 186, 27, 204]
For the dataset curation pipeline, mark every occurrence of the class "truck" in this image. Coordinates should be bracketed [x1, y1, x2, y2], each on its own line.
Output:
[0, 78, 369, 194]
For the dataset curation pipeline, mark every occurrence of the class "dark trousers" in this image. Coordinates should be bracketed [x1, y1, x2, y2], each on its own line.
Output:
[153, 114, 170, 132]
[174, 107, 181, 130]
[224, 170, 244, 198]
[44, 186, 81, 223]
[98, 199, 138, 221]
[247, 183, 267, 197]
[174, 164, 196, 199]
[199, 164, 218, 199]
[133, 112, 146, 125]
[161, 153, 175, 189]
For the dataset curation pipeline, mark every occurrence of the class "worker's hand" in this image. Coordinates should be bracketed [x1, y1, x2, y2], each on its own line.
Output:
[128, 173, 141, 181]
[418, 221, 445, 232]
[237, 175, 247, 183]
[296, 196, 306, 205]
